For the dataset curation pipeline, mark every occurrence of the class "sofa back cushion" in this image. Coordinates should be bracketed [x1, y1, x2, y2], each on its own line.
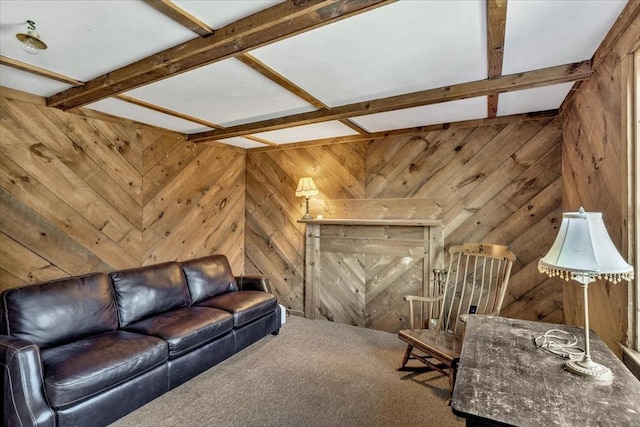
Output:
[182, 255, 238, 304]
[110, 261, 190, 327]
[1, 273, 118, 348]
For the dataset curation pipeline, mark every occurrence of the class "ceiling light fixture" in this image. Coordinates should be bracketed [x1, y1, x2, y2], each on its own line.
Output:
[16, 20, 47, 55]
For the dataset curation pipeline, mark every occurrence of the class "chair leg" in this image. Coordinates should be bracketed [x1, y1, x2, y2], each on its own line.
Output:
[447, 361, 459, 405]
[399, 344, 413, 369]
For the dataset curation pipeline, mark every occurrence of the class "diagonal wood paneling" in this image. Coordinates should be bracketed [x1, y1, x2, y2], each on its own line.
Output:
[142, 139, 246, 269]
[561, 17, 638, 353]
[245, 144, 366, 313]
[1, 102, 143, 257]
[246, 118, 564, 327]
[0, 90, 144, 290]
[367, 119, 564, 325]
[0, 152, 139, 269]
[318, 251, 365, 325]
[1, 84, 564, 330]
[0, 88, 246, 292]
[365, 254, 425, 331]
[303, 222, 440, 333]
[0, 233, 65, 286]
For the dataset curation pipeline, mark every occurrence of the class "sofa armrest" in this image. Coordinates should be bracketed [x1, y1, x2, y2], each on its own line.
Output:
[236, 275, 272, 293]
[1, 335, 55, 427]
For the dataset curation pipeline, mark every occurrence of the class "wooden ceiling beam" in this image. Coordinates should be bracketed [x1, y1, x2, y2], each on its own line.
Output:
[336, 119, 370, 135]
[0, 55, 84, 87]
[236, 53, 327, 109]
[486, 94, 500, 119]
[245, 135, 279, 147]
[486, 0, 508, 119]
[114, 94, 283, 147]
[142, 0, 214, 37]
[487, 0, 508, 79]
[236, 52, 370, 135]
[46, 0, 396, 111]
[115, 94, 222, 129]
[247, 110, 559, 152]
[188, 60, 591, 142]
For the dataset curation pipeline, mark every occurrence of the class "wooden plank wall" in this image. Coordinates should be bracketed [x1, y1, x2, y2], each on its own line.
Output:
[561, 17, 639, 354]
[0, 88, 245, 292]
[141, 135, 246, 269]
[246, 118, 564, 326]
[303, 222, 443, 332]
[244, 143, 366, 313]
[1, 85, 564, 331]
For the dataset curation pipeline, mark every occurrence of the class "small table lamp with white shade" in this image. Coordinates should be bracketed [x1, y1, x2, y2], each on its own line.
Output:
[538, 207, 634, 380]
[296, 177, 319, 220]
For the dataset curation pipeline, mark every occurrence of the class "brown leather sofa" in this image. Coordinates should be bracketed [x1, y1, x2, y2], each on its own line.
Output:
[0, 255, 280, 426]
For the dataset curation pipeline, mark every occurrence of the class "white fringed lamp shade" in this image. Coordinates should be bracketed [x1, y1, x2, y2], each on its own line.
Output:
[295, 177, 319, 198]
[538, 208, 634, 285]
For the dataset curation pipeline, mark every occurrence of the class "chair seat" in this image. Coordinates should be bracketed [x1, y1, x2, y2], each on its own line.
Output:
[398, 329, 463, 363]
[398, 243, 515, 400]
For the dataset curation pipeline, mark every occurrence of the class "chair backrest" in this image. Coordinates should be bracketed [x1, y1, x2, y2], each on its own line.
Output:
[436, 243, 515, 336]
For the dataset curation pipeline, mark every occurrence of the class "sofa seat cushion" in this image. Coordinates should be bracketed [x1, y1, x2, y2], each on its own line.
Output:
[124, 307, 233, 359]
[197, 291, 277, 328]
[41, 330, 167, 409]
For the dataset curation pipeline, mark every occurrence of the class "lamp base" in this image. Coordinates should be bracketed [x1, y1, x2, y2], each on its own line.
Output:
[301, 213, 315, 220]
[565, 358, 613, 381]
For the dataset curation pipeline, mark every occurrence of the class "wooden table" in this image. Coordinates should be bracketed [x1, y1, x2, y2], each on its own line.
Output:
[451, 316, 640, 427]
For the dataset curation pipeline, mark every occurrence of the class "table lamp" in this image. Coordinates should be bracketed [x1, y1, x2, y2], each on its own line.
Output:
[538, 207, 634, 380]
[296, 177, 318, 220]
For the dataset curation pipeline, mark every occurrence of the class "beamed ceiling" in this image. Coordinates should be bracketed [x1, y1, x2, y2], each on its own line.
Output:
[0, 0, 635, 149]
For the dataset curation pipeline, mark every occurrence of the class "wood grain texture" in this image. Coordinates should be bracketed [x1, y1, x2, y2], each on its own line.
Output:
[0, 92, 246, 290]
[191, 61, 591, 141]
[560, 16, 639, 354]
[245, 143, 366, 312]
[142, 140, 246, 268]
[302, 222, 443, 332]
[1, 96, 143, 260]
[48, 0, 395, 110]
[310, 198, 443, 220]
[246, 118, 563, 329]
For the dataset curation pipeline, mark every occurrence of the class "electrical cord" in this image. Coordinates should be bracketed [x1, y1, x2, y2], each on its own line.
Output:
[534, 329, 585, 361]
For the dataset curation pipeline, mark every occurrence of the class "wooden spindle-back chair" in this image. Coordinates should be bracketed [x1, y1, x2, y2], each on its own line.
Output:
[398, 243, 516, 398]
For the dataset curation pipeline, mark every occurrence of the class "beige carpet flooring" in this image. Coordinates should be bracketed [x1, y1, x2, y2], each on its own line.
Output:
[111, 315, 465, 427]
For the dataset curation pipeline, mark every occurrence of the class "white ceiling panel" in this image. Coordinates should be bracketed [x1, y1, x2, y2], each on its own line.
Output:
[0, 65, 72, 96]
[173, 1, 283, 28]
[502, 0, 627, 75]
[352, 97, 488, 133]
[497, 83, 575, 117]
[86, 98, 212, 134]
[125, 58, 317, 127]
[0, 0, 196, 81]
[250, 0, 487, 107]
[252, 121, 359, 144]
[216, 137, 266, 149]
